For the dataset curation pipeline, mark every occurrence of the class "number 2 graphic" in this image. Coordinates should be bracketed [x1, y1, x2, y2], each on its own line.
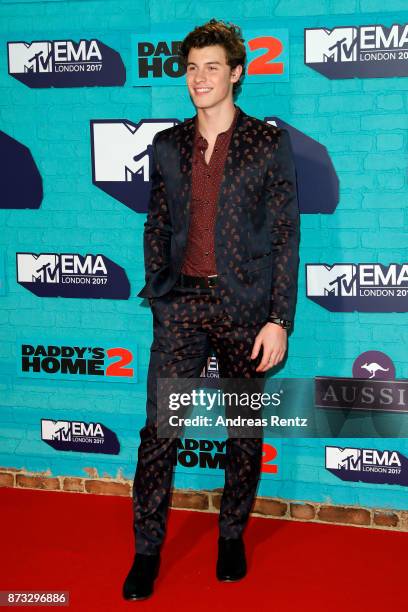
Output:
[247, 36, 284, 75]
[105, 347, 134, 377]
[262, 443, 278, 473]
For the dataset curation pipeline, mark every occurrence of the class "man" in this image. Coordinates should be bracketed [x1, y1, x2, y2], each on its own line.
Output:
[123, 18, 300, 600]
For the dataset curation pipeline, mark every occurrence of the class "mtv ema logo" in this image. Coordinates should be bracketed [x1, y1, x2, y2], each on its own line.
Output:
[7, 39, 125, 87]
[325, 445, 408, 486]
[91, 119, 178, 212]
[16, 252, 130, 299]
[305, 23, 408, 79]
[200, 356, 219, 379]
[306, 263, 408, 312]
[41, 419, 119, 454]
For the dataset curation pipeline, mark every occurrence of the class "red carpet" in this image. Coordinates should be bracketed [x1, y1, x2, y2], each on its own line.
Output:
[0, 487, 405, 611]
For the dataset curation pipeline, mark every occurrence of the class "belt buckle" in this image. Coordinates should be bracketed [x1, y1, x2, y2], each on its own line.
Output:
[207, 274, 218, 288]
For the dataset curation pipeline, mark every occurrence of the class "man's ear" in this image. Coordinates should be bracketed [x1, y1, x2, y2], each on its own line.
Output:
[231, 64, 243, 83]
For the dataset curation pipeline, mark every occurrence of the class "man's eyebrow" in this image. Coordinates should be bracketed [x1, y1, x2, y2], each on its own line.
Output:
[186, 61, 222, 66]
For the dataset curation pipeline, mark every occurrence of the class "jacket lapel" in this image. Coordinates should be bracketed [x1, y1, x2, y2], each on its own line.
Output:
[217, 106, 248, 211]
[176, 117, 195, 231]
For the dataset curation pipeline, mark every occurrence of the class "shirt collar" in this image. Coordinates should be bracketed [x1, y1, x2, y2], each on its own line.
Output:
[194, 105, 240, 144]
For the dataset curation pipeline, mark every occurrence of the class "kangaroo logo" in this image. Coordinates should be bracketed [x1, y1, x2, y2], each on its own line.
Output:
[352, 350, 395, 381]
[360, 362, 389, 379]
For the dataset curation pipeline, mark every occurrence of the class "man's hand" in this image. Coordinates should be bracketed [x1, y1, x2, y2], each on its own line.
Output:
[250, 322, 287, 372]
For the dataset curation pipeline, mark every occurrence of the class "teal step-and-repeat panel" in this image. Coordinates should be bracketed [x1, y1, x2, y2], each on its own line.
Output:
[0, 1, 407, 511]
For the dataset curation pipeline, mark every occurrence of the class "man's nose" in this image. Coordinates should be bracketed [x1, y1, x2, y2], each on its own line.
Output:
[194, 70, 206, 82]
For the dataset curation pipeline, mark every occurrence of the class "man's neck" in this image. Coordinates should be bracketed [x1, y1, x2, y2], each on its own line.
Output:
[195, 99, 237, 141]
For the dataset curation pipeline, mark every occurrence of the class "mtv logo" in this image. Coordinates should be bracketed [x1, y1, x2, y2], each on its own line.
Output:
[17, 253, 60, 283]
[306, 264, 357, 297]
[91, 119, 178, 213]
[41, 420, 71, 441]
[8, 42, 52, 73]
[326, 446, 361, 470]
[91, 119, 177, 183]
[305, 27, 358, 63]
[264, 117, 339, 214]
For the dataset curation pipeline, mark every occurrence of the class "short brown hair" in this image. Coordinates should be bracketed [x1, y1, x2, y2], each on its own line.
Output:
[178, 18, 246, 96]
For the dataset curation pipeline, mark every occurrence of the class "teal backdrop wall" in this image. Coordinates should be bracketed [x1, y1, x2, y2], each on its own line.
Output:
[0, 0, 407, 513]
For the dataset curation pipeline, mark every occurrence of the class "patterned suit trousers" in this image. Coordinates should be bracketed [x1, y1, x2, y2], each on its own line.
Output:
[132, 285, 265, 555]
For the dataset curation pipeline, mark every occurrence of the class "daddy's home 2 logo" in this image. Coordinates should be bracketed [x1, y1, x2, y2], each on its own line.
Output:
[175, 439, 278, 474]
[16, 252, 130, 299]
[305, 23, 408, 79]
[41, 418, 119, 454]
[132, 29, 289, 86]
[7, 38, 125, 87]
[19, 342, 137, 383]
[135, 39, 183, 81]
[316, 351, 408, 414]
[306, 263, 408, 312]
[326, 445, 408, 486]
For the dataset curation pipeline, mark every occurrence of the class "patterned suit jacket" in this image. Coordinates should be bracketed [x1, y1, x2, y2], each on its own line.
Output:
[137, 105, 300, 326]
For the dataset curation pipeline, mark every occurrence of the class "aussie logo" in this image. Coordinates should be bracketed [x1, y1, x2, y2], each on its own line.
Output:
[19, 343, 137, 383]
[16, 252, 130, 299]
[175, 438, 278, 473]
[41, 418, 119, 454]
[305, 23, 408, 79]
[315, 351, 408, 414]
[7, 38, 125, 87]
[326, 445, 408, 486]
[352, 350, 395, 380]
[306, 263, 408, 312]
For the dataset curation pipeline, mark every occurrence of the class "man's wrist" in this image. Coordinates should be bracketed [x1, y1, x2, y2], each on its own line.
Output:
[267, 316, 292, 330]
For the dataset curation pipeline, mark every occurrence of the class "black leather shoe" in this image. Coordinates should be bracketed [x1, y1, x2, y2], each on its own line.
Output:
[216, 536, 247, 581]
[122, 553, 160, 600]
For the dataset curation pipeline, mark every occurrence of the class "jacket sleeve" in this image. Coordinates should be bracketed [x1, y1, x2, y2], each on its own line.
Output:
[143, 133, 172, 285]
[265, 128, 300, 323]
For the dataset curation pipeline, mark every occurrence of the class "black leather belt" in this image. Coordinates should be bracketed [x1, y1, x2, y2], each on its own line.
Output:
[178, 273, 219, 289]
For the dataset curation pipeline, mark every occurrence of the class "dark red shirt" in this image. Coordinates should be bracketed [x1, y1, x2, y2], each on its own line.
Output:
[181, 106, 239, 276]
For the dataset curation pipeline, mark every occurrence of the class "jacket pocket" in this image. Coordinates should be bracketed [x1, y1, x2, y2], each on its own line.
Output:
[243, 252, 272, 273]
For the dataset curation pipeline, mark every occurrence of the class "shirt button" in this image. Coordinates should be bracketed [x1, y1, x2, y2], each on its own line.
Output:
[204, 251, 209, 256]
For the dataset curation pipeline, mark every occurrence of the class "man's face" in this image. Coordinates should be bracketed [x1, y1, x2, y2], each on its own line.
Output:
[185, 44, 241, 110]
